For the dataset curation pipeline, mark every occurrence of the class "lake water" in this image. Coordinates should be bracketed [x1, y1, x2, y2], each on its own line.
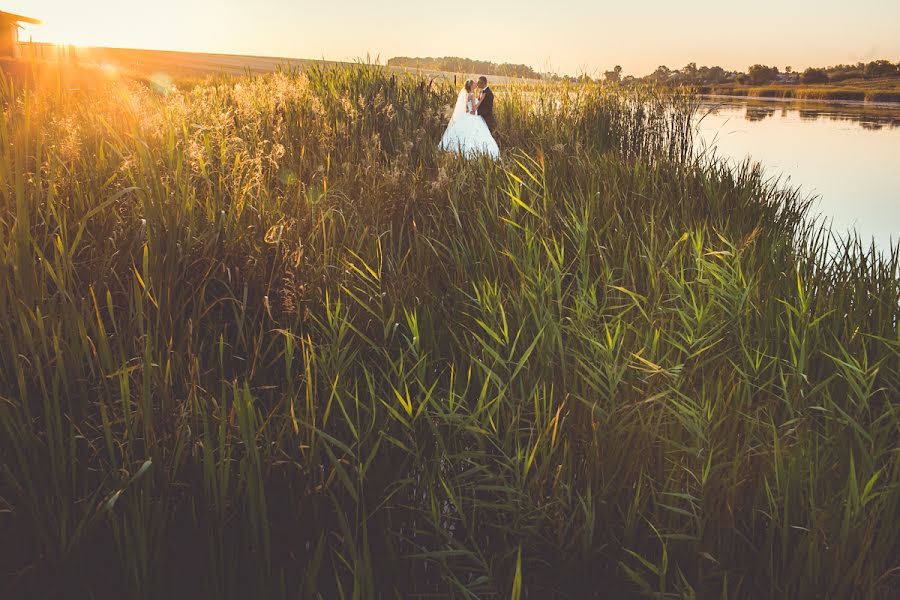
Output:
[695, 98, 900, 251]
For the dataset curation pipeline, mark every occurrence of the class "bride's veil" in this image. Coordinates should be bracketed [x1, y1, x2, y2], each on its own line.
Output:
[450, 88, 468, 122]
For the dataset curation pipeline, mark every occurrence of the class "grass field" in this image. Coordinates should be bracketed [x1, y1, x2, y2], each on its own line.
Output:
[15, 44, 535, 85]
[0, 62, 898, 599]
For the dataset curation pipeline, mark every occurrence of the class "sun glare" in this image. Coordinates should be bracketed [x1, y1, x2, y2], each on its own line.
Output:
[8, 2, 198, 53]
[7, 0, 899, 76]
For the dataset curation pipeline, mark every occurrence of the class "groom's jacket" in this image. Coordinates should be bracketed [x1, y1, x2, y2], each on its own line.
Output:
[477, 87, 496, 132]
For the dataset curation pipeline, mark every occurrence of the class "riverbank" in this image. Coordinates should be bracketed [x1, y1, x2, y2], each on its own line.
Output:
[697, 80, 900, 104]
[696, 96, 900, 251]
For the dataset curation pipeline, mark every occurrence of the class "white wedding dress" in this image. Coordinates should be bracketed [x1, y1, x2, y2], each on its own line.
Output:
[439, 89, 500, 159]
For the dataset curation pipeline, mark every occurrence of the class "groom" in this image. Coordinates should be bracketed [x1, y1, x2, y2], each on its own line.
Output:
[476, 76, 496, 134]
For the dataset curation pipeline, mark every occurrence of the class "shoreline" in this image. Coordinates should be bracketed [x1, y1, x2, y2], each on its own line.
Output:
[696, 83, 900, 106]
[700, 93, 900, 110]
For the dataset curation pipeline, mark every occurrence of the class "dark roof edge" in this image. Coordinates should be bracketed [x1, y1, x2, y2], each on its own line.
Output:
[0, 11, 42, 25]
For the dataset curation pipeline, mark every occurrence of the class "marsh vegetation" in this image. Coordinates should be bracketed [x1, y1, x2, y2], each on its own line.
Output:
[0, 64, 897, 599]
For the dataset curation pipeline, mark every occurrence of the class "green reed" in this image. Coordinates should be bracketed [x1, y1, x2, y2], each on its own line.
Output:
[0, 63, 897, 599]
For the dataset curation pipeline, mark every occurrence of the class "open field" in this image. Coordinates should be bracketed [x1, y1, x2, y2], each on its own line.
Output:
[0, 62, 898, 599]
[16, 43, 537, 84]
[21, 43, 353, 76]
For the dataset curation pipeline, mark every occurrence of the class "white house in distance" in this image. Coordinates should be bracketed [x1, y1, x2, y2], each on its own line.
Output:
[0, 10, 41, 59]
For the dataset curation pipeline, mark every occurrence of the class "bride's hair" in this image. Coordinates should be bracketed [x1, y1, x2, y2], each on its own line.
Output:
[464, 79, 475, 93]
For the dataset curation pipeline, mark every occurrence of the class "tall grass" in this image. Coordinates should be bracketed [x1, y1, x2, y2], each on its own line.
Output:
[0, 63, 897, 599]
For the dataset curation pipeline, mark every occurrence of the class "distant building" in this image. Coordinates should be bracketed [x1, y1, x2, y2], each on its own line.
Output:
[1, 10, 41, 58]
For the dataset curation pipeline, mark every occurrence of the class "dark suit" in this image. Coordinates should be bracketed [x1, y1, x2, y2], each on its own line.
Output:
[477, 86, 497, 134]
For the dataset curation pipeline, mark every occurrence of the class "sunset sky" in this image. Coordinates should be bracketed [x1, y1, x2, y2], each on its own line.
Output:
[7, 0, 900, 76]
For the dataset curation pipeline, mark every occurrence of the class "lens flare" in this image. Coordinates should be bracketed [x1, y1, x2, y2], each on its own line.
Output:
[149, 72, 174, 94]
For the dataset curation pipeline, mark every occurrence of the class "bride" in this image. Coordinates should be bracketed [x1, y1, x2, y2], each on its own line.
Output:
[439, 79, 500, 159]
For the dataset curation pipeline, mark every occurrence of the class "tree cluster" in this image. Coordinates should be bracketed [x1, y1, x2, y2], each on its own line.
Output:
[387, 56, 540, 79]
[823, 59, 900, 82]
[642, 63, 737, 84]
[635, 59, 900, 86]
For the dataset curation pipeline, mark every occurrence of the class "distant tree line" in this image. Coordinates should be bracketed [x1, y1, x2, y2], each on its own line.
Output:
[387, 56, 540, 79]
[643, 63, 734, 84]
[798, 60, 900, 84]
[388, 56, 900, 86]
[631, 59, 900, 86]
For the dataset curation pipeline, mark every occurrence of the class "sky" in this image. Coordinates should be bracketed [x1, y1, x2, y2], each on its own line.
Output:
[7, 0, 900, 76]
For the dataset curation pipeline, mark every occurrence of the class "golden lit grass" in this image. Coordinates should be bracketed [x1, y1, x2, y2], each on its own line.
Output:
[0, 63, 898, 599]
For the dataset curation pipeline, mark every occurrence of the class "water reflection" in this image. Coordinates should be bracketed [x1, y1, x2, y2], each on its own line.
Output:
[696, 98, 900, 250]
[745, 105, 777, 121]
[798, 109, 820, 122]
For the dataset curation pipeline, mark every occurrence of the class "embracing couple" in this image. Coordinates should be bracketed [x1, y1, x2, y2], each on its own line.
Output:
[439, 76, 500, 159]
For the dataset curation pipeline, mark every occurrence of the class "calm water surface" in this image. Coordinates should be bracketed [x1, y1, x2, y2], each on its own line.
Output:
[695, 98, 900, 250]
